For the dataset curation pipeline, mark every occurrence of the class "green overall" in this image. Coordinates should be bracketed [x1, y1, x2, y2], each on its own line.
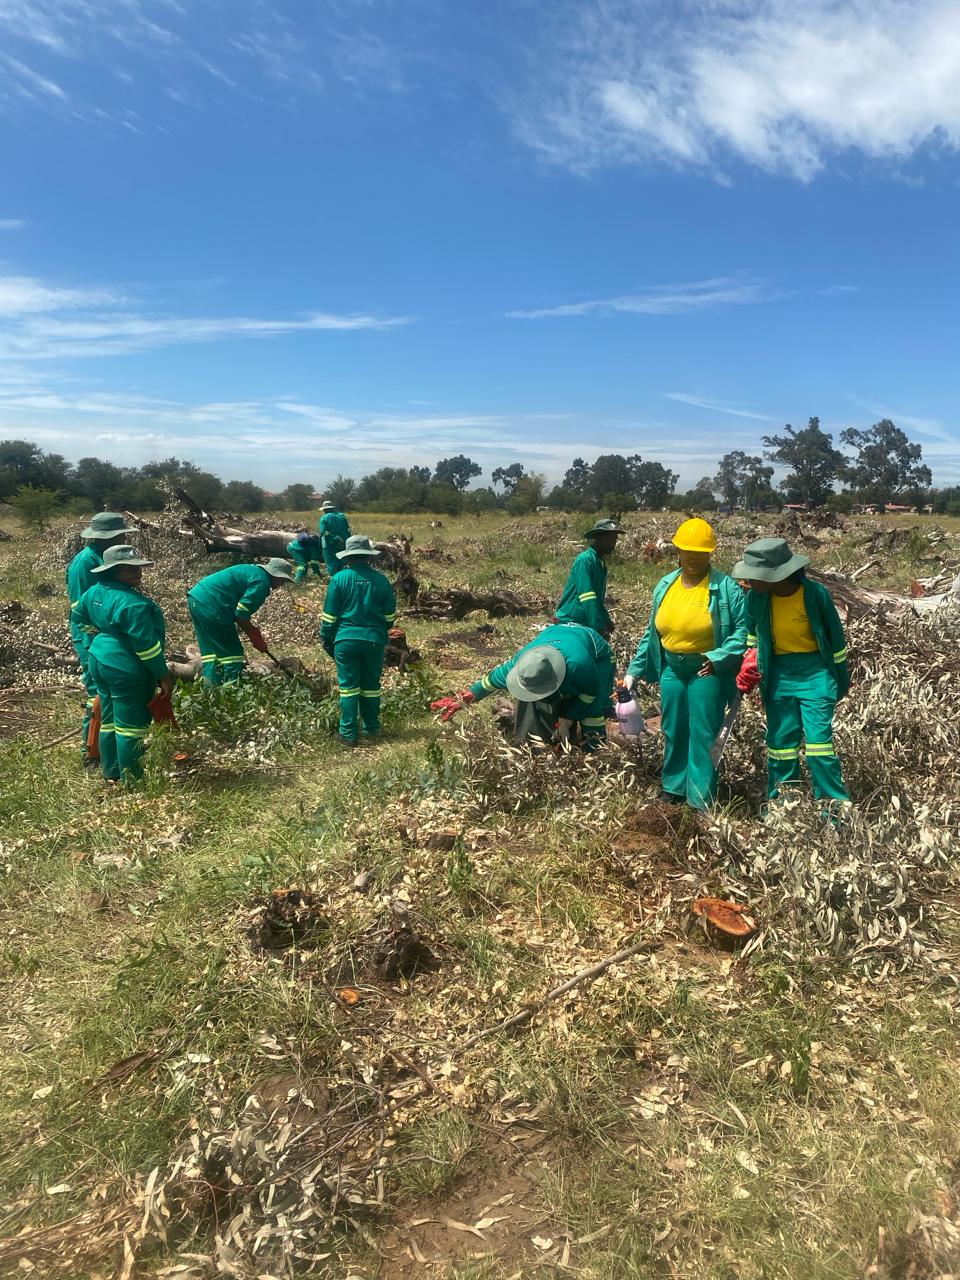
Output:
[627, 569, 747, 809]
[318, 510, 351, 575]
[66, 544, 102, 759]
[187, 564, 272, 684]
[286, 538, 322, 584]
[746, 580, 850, 803]
[72, 580, 169, 782]
[555, 547, 610, 634]
[320, 562, 396, 741]
[470, 623, 613, 750]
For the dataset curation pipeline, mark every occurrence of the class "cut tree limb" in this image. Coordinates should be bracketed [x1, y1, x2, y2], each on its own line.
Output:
[407, 587, 548, 622]
[458, 936, 662, 1051]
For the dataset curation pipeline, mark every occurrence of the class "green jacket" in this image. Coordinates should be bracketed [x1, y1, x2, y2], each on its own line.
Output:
[627, 568, 747, 683]
[318, 511, 351, 551]
[287, 537, 321, 568]
[72, 580, 169, 680]
[188, 564, 272, 621]
[555, 547, 610, 633]
[746, 577, 850, 700]
[320, 563, 396, 646]
[66, 545, 102, 660]
[470, 623, 613, 725]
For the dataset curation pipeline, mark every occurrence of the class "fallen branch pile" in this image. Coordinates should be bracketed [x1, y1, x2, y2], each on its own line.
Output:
[406, 587, 549, 621]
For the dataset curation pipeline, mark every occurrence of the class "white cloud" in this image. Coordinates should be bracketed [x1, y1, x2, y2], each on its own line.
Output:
[0, 272, 409, 358]
[508, 277, 771, 319]
[662, 393, 778, 422]
[0, 218, 25, 230]
[517, 0, 960, 181]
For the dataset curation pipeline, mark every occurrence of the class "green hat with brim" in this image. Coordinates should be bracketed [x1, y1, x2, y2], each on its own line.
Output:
[264, 557, 296, 581]
[337, 535, 381, 560]
[505, 645, 567, 702]
[732, 537, 810, 583]
[81, 511, 138, 539]
[321, 500, 337, 511]
[90, 544, 153, 573]
[585, 519, 624, 537]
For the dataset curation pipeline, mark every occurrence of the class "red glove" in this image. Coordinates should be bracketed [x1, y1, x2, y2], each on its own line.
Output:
[430, 690, 475, 722]
[246, 624, 269, 654]
[736, 648, 761, 693]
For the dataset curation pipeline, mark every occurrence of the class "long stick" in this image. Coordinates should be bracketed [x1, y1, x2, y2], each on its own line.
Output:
[459, 937, 661, 1051]
[41, 726, 81, 749]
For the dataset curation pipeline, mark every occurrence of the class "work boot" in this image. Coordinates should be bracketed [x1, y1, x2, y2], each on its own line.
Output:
[658, 790, 685, 805]
[336, 736, 358, 750]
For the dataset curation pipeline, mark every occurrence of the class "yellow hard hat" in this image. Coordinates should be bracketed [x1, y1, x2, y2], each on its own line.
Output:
[672, 517, 717, 553]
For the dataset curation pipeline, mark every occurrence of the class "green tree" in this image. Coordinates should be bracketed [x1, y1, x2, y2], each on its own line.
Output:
[762, 417, 846, 508]
[492, 463, 525, 497]
[324, 475, 357, 510]
[280, 483, 315, 509]
[425, 481, 465, 515]
[433, 455, 481, 491]
[10, 483, 62, 531]
[462, 486, 500, 514]
[546, 485, 585, 512]
[587, 454, 642, 505]
[711, 451, 774, 509]
[75, 457, 139, 509]
[840, 419, 932, 507]
[506, 472, 545, 514]
[562, 457, 592, 496]
[223, 480, 267, 512]
[931, 486, 960, 516]
[634, 460, 679, 509]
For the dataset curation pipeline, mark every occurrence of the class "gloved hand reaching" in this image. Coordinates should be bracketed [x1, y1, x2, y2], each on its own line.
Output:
[736, 648, 761, 693]
[430, 690, 476, 722]
[246, 624, 269, 654]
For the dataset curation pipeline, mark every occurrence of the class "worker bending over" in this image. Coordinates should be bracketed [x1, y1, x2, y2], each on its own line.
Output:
[734, 537, 850, 807]
[625, 518, 746, 809]
[318, 499, 351, 576]
[555, 518, 623, 638]
[320, 535, 397, 747]
[187, 558, 295, 684]
[434, 622, 613, 750]
[66, 511, 138, 765]
[72, 545, 173, 783]
[287, 530, 323, 583]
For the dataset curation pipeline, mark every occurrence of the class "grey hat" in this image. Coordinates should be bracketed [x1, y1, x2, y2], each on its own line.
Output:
[337, 534, 381, 560]
[732, 537, 810, 583]
[264, 557, 296, 581]
[81, 511, 137, 539]
[90, 544, 153, 573]
[321, 500, 337, 511]
[585, 519, 624, 537]
[505, 644, 567, 702]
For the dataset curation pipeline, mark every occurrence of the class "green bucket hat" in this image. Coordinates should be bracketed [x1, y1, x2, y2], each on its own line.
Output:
[90, 544, 153, 573]
[337, 535, 380, 560]
[732, 537, 810, 583]
[585, 519, 624, 537]
[505, 644, 567, 702]
[81, 511, 138, 539]
[264, 557, 295, 581]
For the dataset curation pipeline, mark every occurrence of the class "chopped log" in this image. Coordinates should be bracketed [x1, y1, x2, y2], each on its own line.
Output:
[406, 587, 549, 622]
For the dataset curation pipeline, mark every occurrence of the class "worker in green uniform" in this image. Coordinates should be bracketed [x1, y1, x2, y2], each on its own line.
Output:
[72, 545, 173, 783]
[734, 537, 850, 806]
[319, 535, 397, 747]
[187, 558, 295, 684]
[554, 518, 623, 638]
[66, 511, 138, 764]
[286, 531, 323, 584]
[318, 499, 351, 576]
[624, 518, 746, 808]
[432, 623, 613, 750]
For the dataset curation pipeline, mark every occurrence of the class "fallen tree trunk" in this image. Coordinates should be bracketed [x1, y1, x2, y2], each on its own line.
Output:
[406, 587, 549, 621]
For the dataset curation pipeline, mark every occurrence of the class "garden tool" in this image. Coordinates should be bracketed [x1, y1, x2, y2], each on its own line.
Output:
[86, 694, 102, 760]
[709, 691, 742, 769]
[148, 689, 178, 726]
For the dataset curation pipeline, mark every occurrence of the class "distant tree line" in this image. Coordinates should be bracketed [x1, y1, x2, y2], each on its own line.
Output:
[2, 417, 956, 527]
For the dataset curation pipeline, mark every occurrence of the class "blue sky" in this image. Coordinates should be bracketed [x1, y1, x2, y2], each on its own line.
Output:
[1, 0, 959, 490]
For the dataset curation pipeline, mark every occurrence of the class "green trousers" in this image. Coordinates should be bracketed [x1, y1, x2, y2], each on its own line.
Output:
[334, 639, 385, 741]
[659, 651, 733, 810]
[322, 539, 345, 576]
[290, 549, 322, 583]
[87, 654, 154, 782]
[765, 652, 849, 802]
[188, 598, 245, 685]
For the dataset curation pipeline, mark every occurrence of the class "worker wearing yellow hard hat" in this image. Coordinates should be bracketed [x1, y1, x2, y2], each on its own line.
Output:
[624, 518, 747, 808]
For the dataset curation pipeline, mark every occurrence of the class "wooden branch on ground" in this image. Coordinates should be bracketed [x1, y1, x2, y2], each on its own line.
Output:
[406, 587, 549, 621]
[458, 936, 662, 1051]
[41, 726, 81, 749]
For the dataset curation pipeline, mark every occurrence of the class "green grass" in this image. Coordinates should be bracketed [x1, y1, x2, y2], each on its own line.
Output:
[0, 508, 958, 1279]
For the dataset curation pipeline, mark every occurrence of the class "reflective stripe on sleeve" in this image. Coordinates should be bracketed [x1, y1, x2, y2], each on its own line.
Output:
[833, 648, 847, 662]
[135, 642, 162, 661]
[321, 612, 338, 623]
[581, 717, 606, 728]
[480, 674, 495, 692]
[746, 633, 757, 646]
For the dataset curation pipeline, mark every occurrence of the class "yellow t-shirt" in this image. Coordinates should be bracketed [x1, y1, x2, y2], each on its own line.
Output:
[771, 587, 818, 655]
[655, 575, 714, 654]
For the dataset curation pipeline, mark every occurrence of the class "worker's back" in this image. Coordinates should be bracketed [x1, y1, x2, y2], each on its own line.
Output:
[322, 563, 396, 644]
